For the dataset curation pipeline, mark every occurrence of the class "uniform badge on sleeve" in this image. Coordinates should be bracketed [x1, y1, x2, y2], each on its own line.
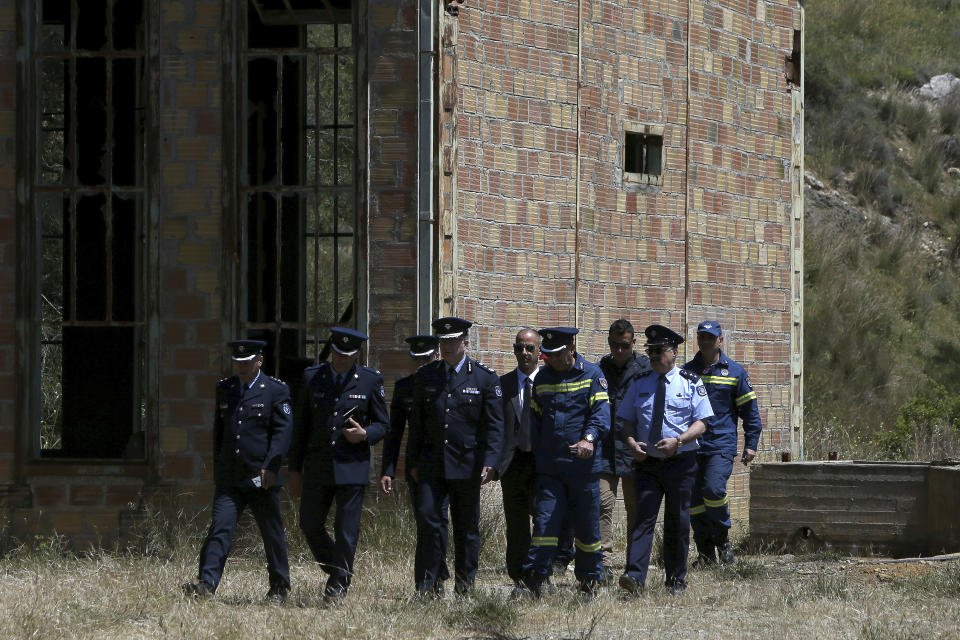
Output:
[599, 377, 608, 390]
[379, 385, 385, 398]
[495, 385, 502, 397]
[745, 375, 753, 389]
[697, 386, 707, 396]
[282, 402, 292, 414]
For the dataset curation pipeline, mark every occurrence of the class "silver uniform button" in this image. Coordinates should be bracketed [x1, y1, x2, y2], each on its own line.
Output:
[235, 449, 240, 454]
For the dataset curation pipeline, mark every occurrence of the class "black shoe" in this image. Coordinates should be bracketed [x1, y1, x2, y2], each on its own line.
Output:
[182, 581, 214, 598]
[578, 580, 599, 602]
[618, 574, 643, 597]
[692, 539, 716, 568]
[522, 571, 545, 599]
[415, 581, 445, 600]
[266, 586, 289, 604]
[718, 541, 735, 565]
[667, 579, 687, 596]
[454, 580, 473, 597]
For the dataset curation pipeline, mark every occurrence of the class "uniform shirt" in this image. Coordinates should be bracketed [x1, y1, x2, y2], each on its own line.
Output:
[682, 349, 762, 456]
[288, 361, 389, 485]
[380, 372, 416, 479]
[617, 366, 714, 459]
[529, 353, 610, 475]
[214, 372, 293, 488]
[407, 357, 504, 481]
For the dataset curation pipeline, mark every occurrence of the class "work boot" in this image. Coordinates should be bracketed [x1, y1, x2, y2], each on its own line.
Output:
[522, 569, 545, 599]
[182, 581, 214, 599]
[666, 578, 687, 596]
[454, 579, 474, 597]
[618, 573, 643, 597]
[718, 541, 735, 565]
[266, 585, 289, 604]
[691, 538, 716, 569]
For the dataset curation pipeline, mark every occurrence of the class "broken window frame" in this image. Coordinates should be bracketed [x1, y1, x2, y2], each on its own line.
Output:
[19, 0, 155, 462]
[623, 124, 664, 193]
[235, 0, 366, 382]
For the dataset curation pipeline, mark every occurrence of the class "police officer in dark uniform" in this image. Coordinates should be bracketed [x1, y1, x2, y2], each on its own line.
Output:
[683, 320, 762, 566]
[406, 317, 504, 597]
[521, 327, 610, 600]
[617, 325, 714, 596]
[183, 339, 293, 602]
[379, 335, 450, 585]
[288, 327, 389, 603]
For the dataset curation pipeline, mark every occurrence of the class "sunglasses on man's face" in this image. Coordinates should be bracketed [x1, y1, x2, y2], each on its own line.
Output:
[513, 343, 537, 353]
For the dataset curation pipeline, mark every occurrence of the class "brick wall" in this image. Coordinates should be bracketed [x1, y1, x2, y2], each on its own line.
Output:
[451, 0, 801, 525]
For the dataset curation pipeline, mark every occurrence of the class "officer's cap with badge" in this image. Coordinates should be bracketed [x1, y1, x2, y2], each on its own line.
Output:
[228, 339, 266, 361]
[406, 334, 439, 357]
[539, 327, 579, 353]
[644, 324, 684, 347]
[696, 320, 722, 337]
[329, 327, 368, 356]
[432, 317, 472, 340]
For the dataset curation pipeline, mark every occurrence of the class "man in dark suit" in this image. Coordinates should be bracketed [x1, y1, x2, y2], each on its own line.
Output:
[379, 335, 450, 584]
[407, 317, 504, 597]
[183, 339, 293, 602]
[288, 327, 389, 603]
[495, 328, 541, 594]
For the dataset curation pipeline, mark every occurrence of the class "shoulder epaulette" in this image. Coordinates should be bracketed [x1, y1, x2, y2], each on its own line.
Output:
[679, 369, 700, 382]
[218, 376, 231, 384]
[360, 365, 381, 375]
[638, 369, 655, 378]
[474, 361, 495, 374]
[266, 374, 287, 386]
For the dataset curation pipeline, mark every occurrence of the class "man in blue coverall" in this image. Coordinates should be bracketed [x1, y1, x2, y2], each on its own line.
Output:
[683, 320, 762, 566]
[521, 327, 610, 599]
[617, 324, 713, 596]
[288, 327, 390, 603]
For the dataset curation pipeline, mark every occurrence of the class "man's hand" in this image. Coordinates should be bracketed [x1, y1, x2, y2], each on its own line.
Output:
[260, 468, 278, 489]
[342, 417, 367, 444]
[480, 466, 495, 485]
[380, 475, 393, 494]
[655, 436, 682, 457]
[569, 440, 595, 459]
[287, 470, 302, 499]
[628, 439, 648, 462]
[742, 448, 757, 465]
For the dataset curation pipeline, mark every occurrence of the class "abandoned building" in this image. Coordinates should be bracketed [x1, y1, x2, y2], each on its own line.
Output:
[0, 0, 805, 546]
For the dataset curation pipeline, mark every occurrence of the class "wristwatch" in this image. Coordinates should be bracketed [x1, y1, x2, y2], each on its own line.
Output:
[584, 433, 596, 444]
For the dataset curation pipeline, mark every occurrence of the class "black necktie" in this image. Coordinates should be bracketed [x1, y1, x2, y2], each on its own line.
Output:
[518, 377, 533, 451]
[447, 366, 456, 386]
[649, 374, 667, 445]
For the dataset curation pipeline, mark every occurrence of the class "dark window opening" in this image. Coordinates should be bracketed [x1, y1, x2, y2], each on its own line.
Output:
[785, 29, 801, 87]
[624, 131, 663, 176]
[35, 0, 147, 458]
[242, 0, 358, 383]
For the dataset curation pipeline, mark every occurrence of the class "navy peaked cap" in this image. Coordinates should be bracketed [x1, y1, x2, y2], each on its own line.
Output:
[696, 320, 722, 336]
[432, 317, 472, 339]
[538, 327, 579, 353]
[228, 339, 266, 361]
[406, 334, 439, 357]
[644, 324, 684, 347]
[329, 327, 368, 356]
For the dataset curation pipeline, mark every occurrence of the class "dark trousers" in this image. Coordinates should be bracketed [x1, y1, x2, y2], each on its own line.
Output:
[523, 473, 603, 583]
[500, 450, 537, 583]
[415, 475, 480, 591]
[690, 453, 734, 543]
[299, 481, 365, 595]
[625, 452, 698, 588]
[198, 486, 290, 592]
[406, 473, 450, 582]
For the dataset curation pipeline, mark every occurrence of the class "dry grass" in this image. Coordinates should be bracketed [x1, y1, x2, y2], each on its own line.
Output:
[3, 493, 960, 640]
